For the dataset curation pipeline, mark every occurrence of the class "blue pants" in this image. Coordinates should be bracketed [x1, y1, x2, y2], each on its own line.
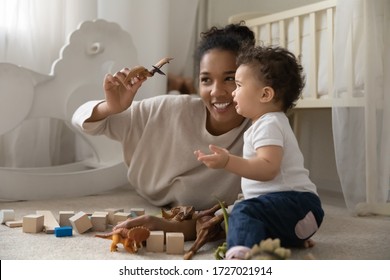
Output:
[227, 191, 324, 249]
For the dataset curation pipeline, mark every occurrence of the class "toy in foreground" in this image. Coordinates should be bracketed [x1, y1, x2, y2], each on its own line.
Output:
[95, 226, 150, 253]
[160, 203, 227, 259]
[95, 203, 226, 258]
[245, 238, 291, 260]
[123, 57, 173, 84]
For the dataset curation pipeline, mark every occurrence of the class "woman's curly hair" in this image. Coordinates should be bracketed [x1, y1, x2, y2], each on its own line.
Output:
[195, 22, 255, 67]
[237, 45, 306, 112]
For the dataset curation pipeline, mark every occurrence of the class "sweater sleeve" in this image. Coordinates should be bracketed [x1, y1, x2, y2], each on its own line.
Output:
[71, 100, 106, 134]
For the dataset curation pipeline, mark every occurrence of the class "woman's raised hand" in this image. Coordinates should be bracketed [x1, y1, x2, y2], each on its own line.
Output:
[103, 68, 147, 115]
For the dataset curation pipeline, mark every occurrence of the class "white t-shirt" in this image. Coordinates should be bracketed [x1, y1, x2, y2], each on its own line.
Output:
[72, 95, 250, 209]
[241, 112, 317, 199]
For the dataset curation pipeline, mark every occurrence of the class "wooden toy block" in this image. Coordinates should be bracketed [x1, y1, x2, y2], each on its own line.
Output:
[105, 208, 124, 225]
[166, 232, 184, 254]
[59, 211, 75, 227]
[23, 214, 44, 233]
[113, 212, 132, 225]
[0, 209, 15, 224]
[69, 211, 92, 234]
[130, 208, 145, 217]
[91, 212, 108, 232]
[5, 220, 23, 228]
[36, 210, 60, 234]
[54, 226, 73, 237]
[146, 230, 165, 252]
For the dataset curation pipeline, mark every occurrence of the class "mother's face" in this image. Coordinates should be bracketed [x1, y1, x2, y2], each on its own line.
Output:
[199, 49, 245, 135]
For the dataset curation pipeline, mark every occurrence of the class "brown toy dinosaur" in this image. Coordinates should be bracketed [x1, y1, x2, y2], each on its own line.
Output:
[95, 226, 150, 253]
[161, 202, 227, 260]
[161, 206, 195, 221]
[123, 57, 173, 84]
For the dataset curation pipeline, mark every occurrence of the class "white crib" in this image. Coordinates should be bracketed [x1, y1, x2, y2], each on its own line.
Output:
[229, 0, 364, 110]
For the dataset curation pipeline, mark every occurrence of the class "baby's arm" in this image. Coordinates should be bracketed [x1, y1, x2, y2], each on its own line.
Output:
[196, 144, 283, 181]
[194, 145, 230, 169]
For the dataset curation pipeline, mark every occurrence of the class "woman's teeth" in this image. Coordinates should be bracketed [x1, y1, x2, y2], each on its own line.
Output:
[213, 102, 230, 109]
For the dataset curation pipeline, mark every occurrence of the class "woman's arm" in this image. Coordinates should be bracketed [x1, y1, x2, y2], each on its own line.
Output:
[114, 215, 197, 241]
[86, 69, 146, 122]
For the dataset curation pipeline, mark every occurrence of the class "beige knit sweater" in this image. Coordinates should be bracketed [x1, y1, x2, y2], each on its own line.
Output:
[72, 95, 249, 210]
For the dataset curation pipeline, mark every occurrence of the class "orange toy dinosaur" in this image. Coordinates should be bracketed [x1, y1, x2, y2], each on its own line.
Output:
[95, 226, 150, 253]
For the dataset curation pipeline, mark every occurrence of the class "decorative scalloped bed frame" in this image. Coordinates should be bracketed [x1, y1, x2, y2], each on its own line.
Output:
[0, 20, 139, 201]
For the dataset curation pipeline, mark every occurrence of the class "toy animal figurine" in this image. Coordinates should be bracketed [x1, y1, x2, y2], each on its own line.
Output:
[161, 206, 195, 221]
[184, 213, 225, 260]
[123, 57, 173, 84]
[245, 238, 291, 260]
[161, 202, 227, 260]
[95, 226, 150, 253]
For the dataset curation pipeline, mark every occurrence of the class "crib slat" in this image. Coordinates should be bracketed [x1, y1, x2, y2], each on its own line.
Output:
[309, 12, 317, 100]
[293, 16, 301, 58]
[265, 23, 271, 45]
[346, 24, 354, 101]
[279, 20, 286, 47]
[327, 7, 334, 99]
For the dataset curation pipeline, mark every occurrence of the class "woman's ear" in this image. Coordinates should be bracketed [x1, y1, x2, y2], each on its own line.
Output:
[260, 86, 275, 102]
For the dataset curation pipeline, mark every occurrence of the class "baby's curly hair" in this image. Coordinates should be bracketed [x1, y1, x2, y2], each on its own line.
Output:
[237, 46, 305, 112]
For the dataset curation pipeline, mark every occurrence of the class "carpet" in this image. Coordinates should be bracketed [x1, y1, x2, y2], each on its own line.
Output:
[1, 185, 390, 260]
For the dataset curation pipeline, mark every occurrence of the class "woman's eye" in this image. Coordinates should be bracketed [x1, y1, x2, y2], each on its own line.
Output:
[200, 77, 210, 84]
[226, 76, 235, 82]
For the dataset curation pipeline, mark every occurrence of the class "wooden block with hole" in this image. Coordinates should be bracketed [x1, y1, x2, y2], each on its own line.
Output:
[146, 231, 165, 252]
[23, 214, 44, 233]
[69, 211, 92, 234]
[36, 210, 60, 234]
[166, 232, 184, 254]
[59, 211, 75, 227]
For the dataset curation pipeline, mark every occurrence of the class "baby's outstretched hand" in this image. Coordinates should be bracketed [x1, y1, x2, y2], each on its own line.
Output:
[194, 144, 230, 169]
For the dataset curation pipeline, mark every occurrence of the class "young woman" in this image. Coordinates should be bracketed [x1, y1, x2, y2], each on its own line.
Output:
[72, 23, 255, 240]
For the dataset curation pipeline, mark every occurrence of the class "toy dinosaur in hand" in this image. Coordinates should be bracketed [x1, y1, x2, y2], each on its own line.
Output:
[123, 57, 173, 83]
[95, 226, 150, 253]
